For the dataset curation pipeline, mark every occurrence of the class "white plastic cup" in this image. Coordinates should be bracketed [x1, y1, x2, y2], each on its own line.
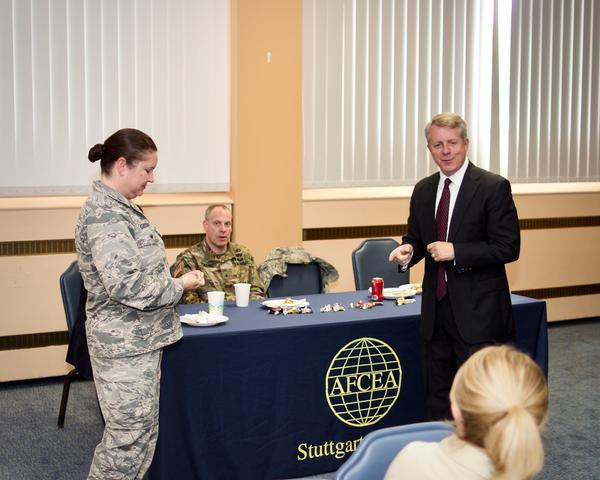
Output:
[207, 291, 225, 314]
[234, 283, 251, 307]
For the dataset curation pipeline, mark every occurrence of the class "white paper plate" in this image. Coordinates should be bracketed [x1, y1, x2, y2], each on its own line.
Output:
[180, 312, 228, 327]
[382, 287, 417, 299]
[399, 283, 423, 293]
[262, 298, 309, 309]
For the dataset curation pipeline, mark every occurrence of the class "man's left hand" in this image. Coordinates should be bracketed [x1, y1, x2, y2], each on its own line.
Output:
[426, 241, 454, 262]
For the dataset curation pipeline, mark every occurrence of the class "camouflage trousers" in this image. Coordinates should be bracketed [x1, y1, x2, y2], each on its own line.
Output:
[88, 349, 163, 480]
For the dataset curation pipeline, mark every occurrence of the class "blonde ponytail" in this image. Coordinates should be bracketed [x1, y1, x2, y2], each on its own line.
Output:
[450, 346, 548, 480]
[486, 404, 544, 479]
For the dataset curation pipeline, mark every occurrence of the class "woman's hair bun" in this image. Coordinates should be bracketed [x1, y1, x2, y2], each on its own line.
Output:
[88, 143, 104, 163]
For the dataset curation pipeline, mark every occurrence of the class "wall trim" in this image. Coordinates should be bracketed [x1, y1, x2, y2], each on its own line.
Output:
[163, 234, 204, 249]
[2, 216, 598, 255]
[0, 234, 204, 257]
[519, 216, 600, 229]
[0, 331, 68, 351]
[513, 283, 600, 299]
[302, 216, 600, 241]
[303, 225, 408, 241]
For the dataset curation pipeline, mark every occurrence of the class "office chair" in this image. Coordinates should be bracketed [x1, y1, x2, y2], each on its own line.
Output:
[335, 421, 453, 480]
[58, 261, 97, 427]
[267, 262, 322, 298]
[351, 238, 409, 290]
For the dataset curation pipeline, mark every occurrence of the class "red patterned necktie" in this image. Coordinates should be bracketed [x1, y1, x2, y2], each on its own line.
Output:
[435, 178, 451, 301]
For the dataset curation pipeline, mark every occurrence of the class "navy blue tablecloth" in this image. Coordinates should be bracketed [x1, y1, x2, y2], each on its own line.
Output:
[149, 292, 547, 480]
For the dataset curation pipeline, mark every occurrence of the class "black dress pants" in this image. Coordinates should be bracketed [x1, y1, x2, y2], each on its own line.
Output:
[422, 295, 488, 421]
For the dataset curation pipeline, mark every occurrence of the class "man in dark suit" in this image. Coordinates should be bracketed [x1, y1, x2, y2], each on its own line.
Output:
[389, 112, 520, 420]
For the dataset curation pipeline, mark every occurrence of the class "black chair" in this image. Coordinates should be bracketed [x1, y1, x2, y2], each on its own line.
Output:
[58, 261, 97, 428]
[267, 262, 322, 298]
[351, 238, 409, 290]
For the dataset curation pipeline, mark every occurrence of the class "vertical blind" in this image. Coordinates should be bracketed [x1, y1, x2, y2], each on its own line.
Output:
[0, 0, 230, 196]
[506, 0, 599, 183]
[304, 0, 600, 188]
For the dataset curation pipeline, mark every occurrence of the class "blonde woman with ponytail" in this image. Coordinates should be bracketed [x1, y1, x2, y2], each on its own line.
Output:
[385, 346, 548, 480]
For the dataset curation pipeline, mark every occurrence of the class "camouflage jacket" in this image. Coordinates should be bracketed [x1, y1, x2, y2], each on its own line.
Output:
[258, 246, 339, 292]
[75, 181, 184, 359]
[173, 240, 265, 303]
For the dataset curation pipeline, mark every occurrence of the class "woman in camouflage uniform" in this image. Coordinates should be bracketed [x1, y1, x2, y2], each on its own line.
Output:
[75, 128, 204, 480]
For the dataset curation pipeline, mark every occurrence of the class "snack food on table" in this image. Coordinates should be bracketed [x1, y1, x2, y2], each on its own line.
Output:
[269, 305, 313, 315]
[320, 303, 345, 312]
[349, 300, 383, 309]
[396, 297, 416, 305]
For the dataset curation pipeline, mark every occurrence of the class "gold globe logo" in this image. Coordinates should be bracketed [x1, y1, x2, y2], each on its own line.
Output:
[326, 337, 402, 427]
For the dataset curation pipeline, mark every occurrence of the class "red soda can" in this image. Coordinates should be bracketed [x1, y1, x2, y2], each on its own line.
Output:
[371, 277, 384, 301]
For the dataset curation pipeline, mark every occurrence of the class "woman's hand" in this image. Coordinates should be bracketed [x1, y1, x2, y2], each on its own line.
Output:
[180, 270, 205, 291]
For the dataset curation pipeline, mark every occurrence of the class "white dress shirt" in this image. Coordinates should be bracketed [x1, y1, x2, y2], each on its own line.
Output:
[399, 159, 469, 272]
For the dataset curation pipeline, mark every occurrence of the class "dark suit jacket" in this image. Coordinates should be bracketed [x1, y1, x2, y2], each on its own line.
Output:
[404, 162, 520, 344]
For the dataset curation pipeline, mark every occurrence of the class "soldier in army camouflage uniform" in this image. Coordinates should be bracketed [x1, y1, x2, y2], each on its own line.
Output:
[172, 204, 266, 303]
[75, 128, 204, 480]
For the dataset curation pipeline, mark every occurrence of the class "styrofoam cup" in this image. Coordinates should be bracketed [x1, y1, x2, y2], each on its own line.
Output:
[207, 291, 225, 314]
[234, 283, 251, 307]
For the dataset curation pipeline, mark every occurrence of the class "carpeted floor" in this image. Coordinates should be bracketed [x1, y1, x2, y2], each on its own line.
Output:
[537, 319, 600, 480]
[0, 318, 598, 480]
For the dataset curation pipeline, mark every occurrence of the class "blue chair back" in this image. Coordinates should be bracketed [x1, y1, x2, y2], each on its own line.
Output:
[335, 421, 453, 480]
[267, 262, 321, 298]
[59, 261, 87, 333]
[58, 261, 100, 427]
[352, 238, 409, 290]
[60, 261, 93, 380]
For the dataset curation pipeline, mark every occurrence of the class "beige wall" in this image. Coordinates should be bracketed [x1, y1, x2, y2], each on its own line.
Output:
[230, 0, 303, 261]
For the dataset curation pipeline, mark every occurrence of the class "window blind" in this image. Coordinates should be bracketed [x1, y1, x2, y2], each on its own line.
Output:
[505, 0, 599, 182]
[303, 0, 494, 188]
[0, 0, 230, 196]
[304, 0, 600, 188]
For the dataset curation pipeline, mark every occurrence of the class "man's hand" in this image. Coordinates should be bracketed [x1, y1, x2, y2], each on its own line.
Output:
[180, 270, 205, 291]
[426, 241, 454, 262]
[388, 244, 414, 267]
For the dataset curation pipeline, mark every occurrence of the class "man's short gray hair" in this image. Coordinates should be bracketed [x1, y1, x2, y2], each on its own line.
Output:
[204, 204, 231, 220]
[425, 113, 468, 142]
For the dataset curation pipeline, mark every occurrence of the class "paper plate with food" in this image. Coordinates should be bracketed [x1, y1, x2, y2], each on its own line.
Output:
[398, 282, 423, 294]
[180, 311, 229, 327]
[382, 287, 418, 299]
[261, 297, 310, 309]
